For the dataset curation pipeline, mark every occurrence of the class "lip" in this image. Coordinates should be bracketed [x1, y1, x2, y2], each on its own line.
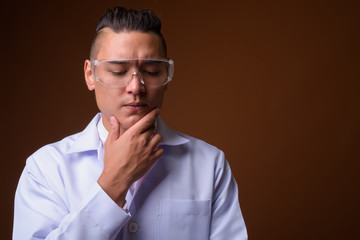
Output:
[124, 102, 148, 111]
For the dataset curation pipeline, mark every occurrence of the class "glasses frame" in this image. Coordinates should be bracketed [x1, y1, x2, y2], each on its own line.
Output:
[90, 57, 174, 88]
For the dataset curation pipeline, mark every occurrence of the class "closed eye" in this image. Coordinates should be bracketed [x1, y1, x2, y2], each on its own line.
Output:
[111, 71, 127, 76]
[143, 70, 160, 76]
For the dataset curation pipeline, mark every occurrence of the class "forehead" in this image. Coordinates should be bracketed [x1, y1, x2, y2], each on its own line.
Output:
[96, 28, 165, 59]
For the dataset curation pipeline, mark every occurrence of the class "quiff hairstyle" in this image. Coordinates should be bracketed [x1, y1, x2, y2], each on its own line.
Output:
[90, 7, 167, 58]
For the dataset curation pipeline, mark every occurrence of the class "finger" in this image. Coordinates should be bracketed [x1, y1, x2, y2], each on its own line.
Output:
[152, 145, 162, 153]
[151, 146, 164, 161]
[107, 116, 120, 142]
[147, 134, 162, 153]
[148, 133, 162, 147]
[149, 133, 156, 141]
[130, 108, 160, 134]
[141, 125, 156, 140]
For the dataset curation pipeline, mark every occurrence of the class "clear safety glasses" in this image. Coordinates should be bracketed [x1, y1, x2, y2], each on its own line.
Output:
[91, 58, 174, 88]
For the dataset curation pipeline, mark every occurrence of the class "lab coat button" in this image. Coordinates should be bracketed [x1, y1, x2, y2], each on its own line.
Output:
[128, 222, 139, 233]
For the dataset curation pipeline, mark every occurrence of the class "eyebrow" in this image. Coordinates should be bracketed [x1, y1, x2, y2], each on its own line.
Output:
[142, 61, 163, 65]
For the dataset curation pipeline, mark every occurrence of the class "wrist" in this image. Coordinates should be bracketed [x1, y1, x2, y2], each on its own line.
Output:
[97, 175, 129, 207]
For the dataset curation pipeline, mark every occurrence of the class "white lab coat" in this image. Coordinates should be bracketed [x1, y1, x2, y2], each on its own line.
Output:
[13, 114, 247, 239]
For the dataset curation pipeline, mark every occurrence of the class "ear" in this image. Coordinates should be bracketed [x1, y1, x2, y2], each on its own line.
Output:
[84, 59, 95, 91]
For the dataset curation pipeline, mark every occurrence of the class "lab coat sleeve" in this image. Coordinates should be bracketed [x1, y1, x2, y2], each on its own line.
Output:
[210, 151, 248, 240]
[13, 156, 131, 240]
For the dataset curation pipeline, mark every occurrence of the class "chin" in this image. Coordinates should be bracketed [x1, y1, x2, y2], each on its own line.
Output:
[120, 115, 144, 129]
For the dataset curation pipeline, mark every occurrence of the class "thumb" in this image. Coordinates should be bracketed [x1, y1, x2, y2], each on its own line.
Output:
[107, 116, 120, 141]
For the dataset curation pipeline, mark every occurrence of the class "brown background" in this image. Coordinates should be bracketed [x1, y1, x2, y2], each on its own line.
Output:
[1, 0, 359, 239]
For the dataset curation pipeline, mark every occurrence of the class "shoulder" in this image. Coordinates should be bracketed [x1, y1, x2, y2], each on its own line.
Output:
[158, 117, 224, 158]
[26, 114, 101, 173]
[165, 129, 227, 171]
[180, 132, 224, 157]
[158, 117, 225, 163]
[30, 131, 82, 162]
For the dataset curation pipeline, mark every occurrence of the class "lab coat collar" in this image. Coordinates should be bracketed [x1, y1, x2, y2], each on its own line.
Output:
[66, 113, 188, 154]
[66, 113, 102, 154]
[157, 117, 189, 146]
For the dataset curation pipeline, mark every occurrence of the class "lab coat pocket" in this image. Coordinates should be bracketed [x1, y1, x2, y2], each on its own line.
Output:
[156, 199, 211, 240]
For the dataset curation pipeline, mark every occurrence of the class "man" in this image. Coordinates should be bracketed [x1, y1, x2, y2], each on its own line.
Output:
[13, 7, 247, 240]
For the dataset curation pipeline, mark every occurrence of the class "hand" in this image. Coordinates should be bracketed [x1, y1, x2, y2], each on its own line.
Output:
[97, 108, 164, 206]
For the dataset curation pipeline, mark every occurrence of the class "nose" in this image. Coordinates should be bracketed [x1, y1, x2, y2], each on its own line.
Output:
[126, 72, 145, 94]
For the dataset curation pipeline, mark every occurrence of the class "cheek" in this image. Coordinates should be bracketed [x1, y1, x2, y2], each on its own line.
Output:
[94, 87, 122, 113]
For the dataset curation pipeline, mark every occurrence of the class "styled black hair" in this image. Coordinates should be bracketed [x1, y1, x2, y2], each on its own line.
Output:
[90, 7, 167, 58]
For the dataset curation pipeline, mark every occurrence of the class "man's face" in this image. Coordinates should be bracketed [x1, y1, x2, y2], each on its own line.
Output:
[85, 29, 167, 130]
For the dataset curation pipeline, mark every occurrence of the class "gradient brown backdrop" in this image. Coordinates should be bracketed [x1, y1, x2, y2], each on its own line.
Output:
[1, 0, 359, 239]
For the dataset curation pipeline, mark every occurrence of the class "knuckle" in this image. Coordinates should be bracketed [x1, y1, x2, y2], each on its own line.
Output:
[139, 136, 148, 146]
[128, 132, 137, 141]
